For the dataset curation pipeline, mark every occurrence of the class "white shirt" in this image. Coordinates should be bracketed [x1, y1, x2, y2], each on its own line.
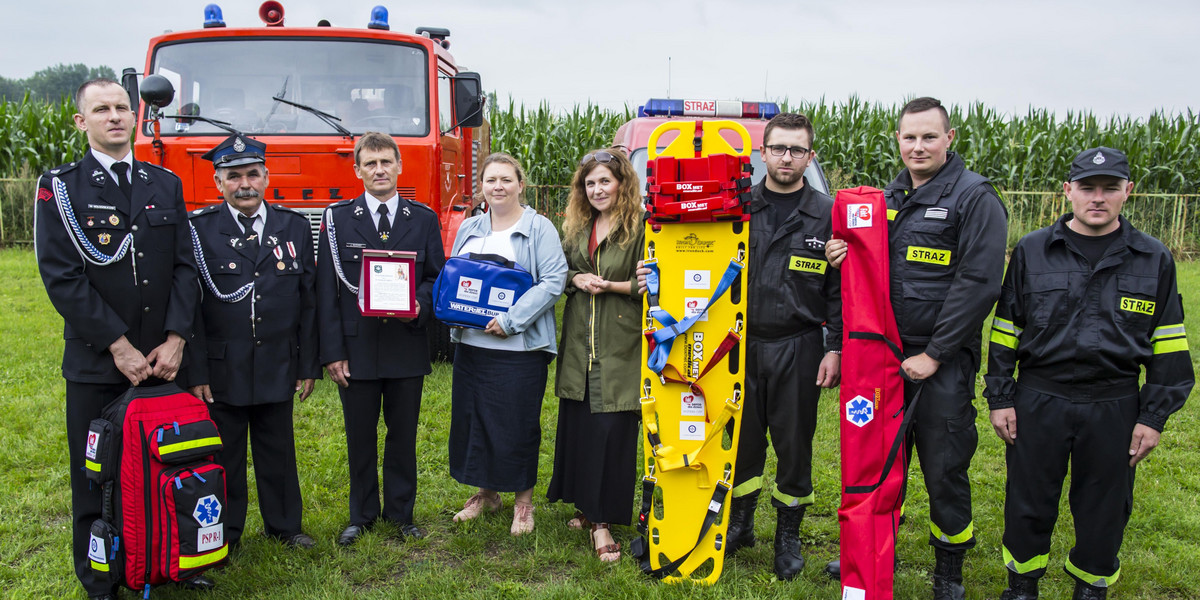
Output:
[363, 193, 399, 229]
[227, 201, 267, 238]
[90, 149, 134, 186]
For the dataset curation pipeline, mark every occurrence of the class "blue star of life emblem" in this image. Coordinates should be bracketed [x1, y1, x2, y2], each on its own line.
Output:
[193, 494, 223, 527]
[846, 395, 874, 427]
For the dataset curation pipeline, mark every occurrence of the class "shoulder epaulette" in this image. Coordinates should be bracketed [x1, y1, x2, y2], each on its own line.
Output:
[189, 205, 222, 220]
[141, 162, 177, 176]
[327, 198, 356, 210]
[404, 197, 436, 215]
[44, 161, 81, 178]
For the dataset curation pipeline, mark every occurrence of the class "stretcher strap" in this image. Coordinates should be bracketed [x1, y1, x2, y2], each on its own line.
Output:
[843, 330, 922, 495]
[655, 325, 742, 418]
[633, 479, 730, 579]
[642, 396, 741, 473]
[644, 256, 743, 373]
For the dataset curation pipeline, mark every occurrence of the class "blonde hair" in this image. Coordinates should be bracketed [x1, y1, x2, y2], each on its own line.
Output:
[563, 149, 642, 251]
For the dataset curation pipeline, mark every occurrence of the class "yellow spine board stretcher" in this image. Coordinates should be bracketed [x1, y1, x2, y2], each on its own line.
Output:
[637, 120, 750, 584]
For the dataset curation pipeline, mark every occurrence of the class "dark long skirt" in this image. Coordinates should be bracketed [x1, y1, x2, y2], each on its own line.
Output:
[545, 392, 640, 525]
[449, 343, 548, 492]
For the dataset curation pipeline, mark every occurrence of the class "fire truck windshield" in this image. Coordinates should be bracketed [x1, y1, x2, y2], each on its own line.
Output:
[149, 38, 430, 137]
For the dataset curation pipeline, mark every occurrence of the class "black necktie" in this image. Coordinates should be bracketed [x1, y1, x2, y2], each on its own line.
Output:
[377, 204, 391, 242]
[111, 162, 132, 199]
[238, 214, 259, 251]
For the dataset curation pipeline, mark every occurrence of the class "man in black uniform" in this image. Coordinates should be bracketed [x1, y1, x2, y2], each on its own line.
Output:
[985, 148, 1193, 600]
[827, 97, 1008, 599]
[317, 131, 445, 545]
[34, 79, 202, 599]
[184, 135, 319, 550]
[722, 113, 842, 580]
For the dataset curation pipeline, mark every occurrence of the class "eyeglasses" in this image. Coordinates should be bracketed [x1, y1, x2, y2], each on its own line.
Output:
[766, 145, 812, 158]
[580, 150, 617, 166]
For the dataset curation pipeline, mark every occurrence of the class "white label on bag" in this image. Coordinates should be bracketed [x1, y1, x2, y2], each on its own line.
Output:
[847, 203, 873, 229]
[488, 286, 516, 308]
[681, 392, 705, 417]
[679, 421, 705, 441]
[197, 524, 224, 552]
[843, 587, 866, 600]
[684, 270, 710, 289]
[85, 431, 99, 460]
[456, 276, 482, 302]
[684, 297, 709, 322]
[88, 534, 106, 563]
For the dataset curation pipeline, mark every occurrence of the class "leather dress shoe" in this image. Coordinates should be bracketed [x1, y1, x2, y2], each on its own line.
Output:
[177, 573, 216, 591]
[281, 532, 316, 549]
[89, 594, 116, 600]
[338, 524, 368, 546]
[396, 523, 426, 541]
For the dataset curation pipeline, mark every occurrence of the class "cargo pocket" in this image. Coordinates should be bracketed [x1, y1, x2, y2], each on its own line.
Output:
[1025, 272, 1070, 327]
[83, 419, 117, 484]
[88, 518, 124, 588]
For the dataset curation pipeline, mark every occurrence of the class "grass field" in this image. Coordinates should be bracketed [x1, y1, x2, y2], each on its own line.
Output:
[0, 248, 1197, 600]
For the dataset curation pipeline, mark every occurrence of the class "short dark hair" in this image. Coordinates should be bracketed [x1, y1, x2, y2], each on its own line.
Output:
[354, 131, 401, 164]
[74, 78, 123, 112]
[763, 113, 815, 147]
[897, 96, 950, 132]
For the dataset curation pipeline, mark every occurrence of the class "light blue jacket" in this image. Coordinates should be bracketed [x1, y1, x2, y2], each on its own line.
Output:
[448, 206, 567, 354]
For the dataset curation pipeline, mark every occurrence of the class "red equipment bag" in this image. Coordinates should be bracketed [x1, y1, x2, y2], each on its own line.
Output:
[833, 187, 909, 600]
[84, 383, 227, 596]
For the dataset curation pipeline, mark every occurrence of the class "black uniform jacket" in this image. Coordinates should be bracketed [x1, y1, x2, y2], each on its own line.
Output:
[35, 153, 197, 383]
[746, 180, 842, 349]
[317, 194, 445, 379]
[184, 202, 320, 405]
[984, 214, 1193, 431]
[884, 152, 1008, 362]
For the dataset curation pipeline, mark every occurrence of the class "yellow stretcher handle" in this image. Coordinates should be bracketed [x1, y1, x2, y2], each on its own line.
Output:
[647, 120, 753, 161]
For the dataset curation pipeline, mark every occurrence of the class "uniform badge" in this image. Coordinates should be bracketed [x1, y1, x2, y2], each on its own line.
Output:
[402, 205, 411, 217]
[277, 261, 286, 270]
[266, 235, 278, 248]
[91, 169, 106, 185]
[1093, 152, 1106, 165]
[137, 167, 150, 182]
[230, 237, 241, 248]
[108, 215, 120, 226]
[234, 137, 246, 152]
[193, 208, 204, 215]
[98, 233, 111, 245]
[228, 262, 237, 269]
[354, 206, 364, 217]
[37, 188, 54, 202]
[380, 231, 390, 242]
[804, 235, 826, 250]
[86, 217, 95, 227]
[924, 207, 948, 220]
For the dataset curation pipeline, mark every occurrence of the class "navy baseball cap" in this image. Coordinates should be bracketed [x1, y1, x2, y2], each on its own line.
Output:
[1068, 147, 1130, 182]
[202, 135, 266, 168]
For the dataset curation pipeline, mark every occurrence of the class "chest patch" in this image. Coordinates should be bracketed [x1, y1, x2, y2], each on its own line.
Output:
[789, 256, 827, 274]
[906, 246, 951, 266]
[1120, 297, 1155, 315]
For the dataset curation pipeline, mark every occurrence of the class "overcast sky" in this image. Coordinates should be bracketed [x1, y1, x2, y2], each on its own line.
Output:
[3, 0, 1196, 119]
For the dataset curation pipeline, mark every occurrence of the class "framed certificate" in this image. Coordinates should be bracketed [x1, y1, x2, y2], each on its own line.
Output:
[358, 250, 418, 318]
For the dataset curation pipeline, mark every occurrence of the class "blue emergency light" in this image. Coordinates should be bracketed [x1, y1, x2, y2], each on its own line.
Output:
[203, 4, 226, 28]
[639, 98, 780, 120]
[368, 6, 390, 30]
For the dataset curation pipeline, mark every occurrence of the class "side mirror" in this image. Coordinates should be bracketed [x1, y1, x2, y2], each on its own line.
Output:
[452, 72, 485, 129]
[139, 74, 176, 111]
[121, 68, 140, 116]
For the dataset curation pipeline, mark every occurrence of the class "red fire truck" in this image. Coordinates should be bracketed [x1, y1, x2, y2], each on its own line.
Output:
[120, 2, 489, 359]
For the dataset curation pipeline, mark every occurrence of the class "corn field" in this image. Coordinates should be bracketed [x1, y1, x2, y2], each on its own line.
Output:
[2, 95, 1198, 255]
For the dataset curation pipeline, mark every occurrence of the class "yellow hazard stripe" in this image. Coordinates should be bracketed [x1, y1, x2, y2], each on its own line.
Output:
[1065, 556, 1119, 588]
[930, 521, 974, 545]
[1002, 545, 1048, 574]
[85, 459, 101, 472]
[887, 209, 897, 221]
[992, 317, 1021, 336]
[1151, 323, 1186, 340]
[91, 559, 109, 572]
[732, 476, 763, 498]
[771, 489, 815, 507]
[179, 544, 228, 570]
[990, 328, 1019, 350]
[1153, 336, 1189, 355]
[158, 436, 221, 457]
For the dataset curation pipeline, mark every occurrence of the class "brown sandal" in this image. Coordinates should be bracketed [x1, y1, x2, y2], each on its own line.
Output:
[590, 523, 620, 562]
[567, 510, 592, 530]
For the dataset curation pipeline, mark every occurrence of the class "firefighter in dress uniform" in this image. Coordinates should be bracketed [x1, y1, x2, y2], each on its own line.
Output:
[984, 147, 1193, 600]
[184, 134, 319, 550]
[826, 97, 1008, 599]
[317, 132, 446, 546]
[34, 79, 204, 599]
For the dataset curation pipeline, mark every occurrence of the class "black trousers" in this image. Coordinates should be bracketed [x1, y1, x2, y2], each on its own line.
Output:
[338, 376, 423, 526]
[65, 381, 128, 596]
[732, 329, 824, 508]
[904, 346, 979, 551]
[1002, 384, 1137, 584]
[209, 400, 303, 545]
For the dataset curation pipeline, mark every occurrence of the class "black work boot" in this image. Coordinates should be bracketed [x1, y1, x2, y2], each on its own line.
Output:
[723, 491, 758, 556]
[932, 548, 966, 600]
[1071, 581, 1107, 600]
[824, 558, 841, 580]
[773, 505, 806, 580]
[999, 569, 1040, 600]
